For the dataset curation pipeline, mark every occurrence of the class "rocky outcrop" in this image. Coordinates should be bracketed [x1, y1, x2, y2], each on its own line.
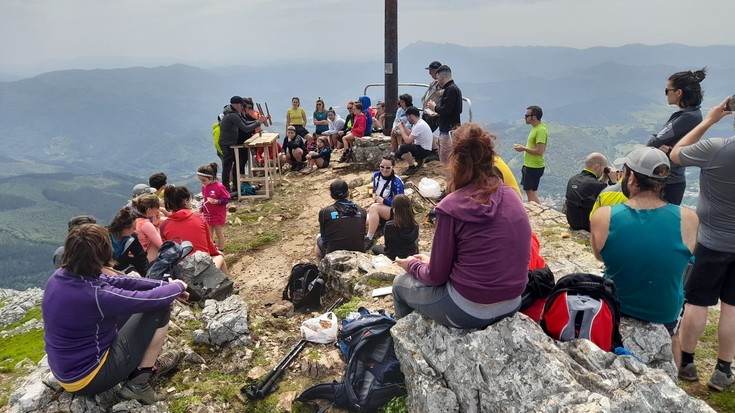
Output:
[392, 312, 714, 413]
[352, 135, 392, 169]
[620, 317, 677, 380]
[319, 251, 403, 297]
[0, 288, 43, 328]
[192, 295, 251, 348]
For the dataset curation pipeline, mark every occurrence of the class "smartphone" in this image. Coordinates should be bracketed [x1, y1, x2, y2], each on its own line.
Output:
[728, 94, 735, 111]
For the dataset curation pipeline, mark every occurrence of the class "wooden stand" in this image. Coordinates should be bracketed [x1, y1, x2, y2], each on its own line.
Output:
[232, 132, 282, 200]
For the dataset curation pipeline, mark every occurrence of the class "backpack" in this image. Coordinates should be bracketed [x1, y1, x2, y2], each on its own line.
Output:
[539, 273, 622, 352]
[519, 265, 555, 322]
[282, 263, 325, 311]
[146, 240, 193, 280]
[297, 309, 406, 412]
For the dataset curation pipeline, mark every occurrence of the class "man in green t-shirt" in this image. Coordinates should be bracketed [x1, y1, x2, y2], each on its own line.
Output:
[514, 105, 548, 203]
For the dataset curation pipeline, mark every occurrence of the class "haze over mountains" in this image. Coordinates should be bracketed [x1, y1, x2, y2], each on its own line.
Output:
[1, 42, 734, 289]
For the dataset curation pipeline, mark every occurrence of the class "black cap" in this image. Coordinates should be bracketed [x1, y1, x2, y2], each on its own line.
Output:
[230, 96, 244, 104]
[425, 61, 442, 70]
[330, 179, 349, 200]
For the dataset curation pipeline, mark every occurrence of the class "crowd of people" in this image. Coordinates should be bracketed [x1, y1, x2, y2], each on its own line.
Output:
[42, 61, 735, 406]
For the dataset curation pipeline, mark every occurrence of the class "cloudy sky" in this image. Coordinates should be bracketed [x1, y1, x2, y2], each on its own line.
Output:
[1, 0, 733, 75]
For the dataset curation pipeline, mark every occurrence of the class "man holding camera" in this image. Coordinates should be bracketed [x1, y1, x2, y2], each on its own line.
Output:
[564, 152, 618, 231]
[671, 96, 735, 391]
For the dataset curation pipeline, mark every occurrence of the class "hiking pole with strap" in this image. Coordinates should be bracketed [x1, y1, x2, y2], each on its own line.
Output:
[242, 297, 343, 400]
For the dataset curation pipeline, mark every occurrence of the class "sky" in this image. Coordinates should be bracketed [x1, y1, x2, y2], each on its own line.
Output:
[1, 0, 733, 76]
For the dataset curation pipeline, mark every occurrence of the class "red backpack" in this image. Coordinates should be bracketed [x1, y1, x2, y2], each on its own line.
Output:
[539, 273, 622, 352]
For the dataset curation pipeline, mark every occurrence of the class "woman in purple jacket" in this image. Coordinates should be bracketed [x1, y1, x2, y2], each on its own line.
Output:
[42, 223, 188, 404]
[392, 123, 532, 328]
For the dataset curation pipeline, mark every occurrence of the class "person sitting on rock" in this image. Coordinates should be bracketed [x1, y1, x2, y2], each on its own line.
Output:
[392, 123, 532, 329]
[42, 223, 187, 404]
[565, 152, 618, 231]
[373, 100, 386, 132]
[371, 194, 419, 261]
[321, 107, 345, 149]
[279, 125, 308, 171]
[131, 194, 164, 263]
[53, 215, 97, 268]
[159, 186, 228, 274]
[590, 147, 698, 365]
[315, 180, 367, 261]
[390, 94, 413, 153]
[365, 155, 404, 249]
[302, 136, 332, 174]
[336, 101, 355, 150]
[340, 102, 367, 163]
[396, 106, 434, 176]
[108, 206, 149, 275]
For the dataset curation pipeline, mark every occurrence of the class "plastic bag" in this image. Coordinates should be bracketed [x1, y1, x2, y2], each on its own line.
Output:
[300, 312, 338, 344]
[418, 177, 441, 199]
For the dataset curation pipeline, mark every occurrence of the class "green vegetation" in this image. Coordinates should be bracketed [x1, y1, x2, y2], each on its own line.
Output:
[334, 297, 362, 320]
[169, 396, 202, 413]
[381, 396, 408, 413]
[0, 330, 45, 373]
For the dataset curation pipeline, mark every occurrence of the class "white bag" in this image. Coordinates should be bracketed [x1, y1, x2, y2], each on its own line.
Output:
[300, 312, 338, 344]
[418, 177, 441, 199]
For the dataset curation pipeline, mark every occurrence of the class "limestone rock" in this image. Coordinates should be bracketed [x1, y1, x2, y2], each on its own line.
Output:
[270, 301, 294, 318]
[352, 136, 392, 169]
[193, 295, 251, 348]
[320, 250, 404, 298]
[620, 317, 677, 380]
[392, 313, 714, 413]
[300, 348, 343, 379]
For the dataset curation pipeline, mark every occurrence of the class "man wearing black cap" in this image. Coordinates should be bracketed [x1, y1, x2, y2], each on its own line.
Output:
[421, 61, 442, 132]
[426, 65, 462, 165]
[219, 96, 267, 191]
[315, 180, 367, 261]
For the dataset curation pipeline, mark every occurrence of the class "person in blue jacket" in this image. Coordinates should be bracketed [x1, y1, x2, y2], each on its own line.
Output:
[359, 95, 373, 135]
[365, 155, 404, 248]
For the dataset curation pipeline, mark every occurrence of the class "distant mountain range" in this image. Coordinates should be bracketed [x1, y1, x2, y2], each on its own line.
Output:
[1, 42, 734, 289]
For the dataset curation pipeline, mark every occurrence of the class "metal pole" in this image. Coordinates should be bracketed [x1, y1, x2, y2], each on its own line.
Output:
[384, 0, 398, 136]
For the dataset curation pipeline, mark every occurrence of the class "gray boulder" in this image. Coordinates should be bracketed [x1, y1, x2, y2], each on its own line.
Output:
[319, 251, 403, 297]
[193, 295, 251, 347]
[620, 317, 677, 380]
[392, 313, 714, 413]
[352, 136, 392, 169]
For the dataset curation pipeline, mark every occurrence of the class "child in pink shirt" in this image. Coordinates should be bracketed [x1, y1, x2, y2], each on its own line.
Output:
[197, 162, 231, 250]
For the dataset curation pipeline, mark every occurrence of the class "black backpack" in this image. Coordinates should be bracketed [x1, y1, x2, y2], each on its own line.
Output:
[540, 273, 623, 352]
[297, 310, 406, 412]
[146, 240, 193, 280]
[282, 263, 325, 310]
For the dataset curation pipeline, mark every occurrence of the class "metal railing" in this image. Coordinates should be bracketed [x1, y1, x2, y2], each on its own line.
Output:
[362, 82, 473, 122]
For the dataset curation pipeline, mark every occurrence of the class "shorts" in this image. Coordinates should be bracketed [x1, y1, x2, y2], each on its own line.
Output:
[521, 166, 545, 191]
[623, 305, 684, 336]
[293, 125, 310, 139]
[685, 243, 735, 307]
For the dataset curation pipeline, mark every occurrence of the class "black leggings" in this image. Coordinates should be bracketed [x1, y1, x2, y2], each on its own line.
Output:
[75, 306, 170, 395]
[663, 181, 685, 205]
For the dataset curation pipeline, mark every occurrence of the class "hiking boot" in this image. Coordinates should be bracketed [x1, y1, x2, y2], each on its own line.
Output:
[364, 236, 376, 252]
[118, 371, 162, 405]
[416, 158, 425, 168]
[338, 150, 350, 163]
[425, 151, 439, 163]
[151, 350, 182, 382]
[404, 165, 419, 176]
[678, 362, 698, 381]
[707, 369, 735, 391]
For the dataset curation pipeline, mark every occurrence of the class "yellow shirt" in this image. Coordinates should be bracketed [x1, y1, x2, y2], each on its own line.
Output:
[286, 107, 306, 126]
[494, 155, 522, 198]
[589, 182, 627, 219]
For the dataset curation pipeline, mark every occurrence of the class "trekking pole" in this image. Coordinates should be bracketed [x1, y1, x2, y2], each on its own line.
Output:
[264, 102, 272, 126]
[256, 103, 266, 127]
[242, 297, 344, 400]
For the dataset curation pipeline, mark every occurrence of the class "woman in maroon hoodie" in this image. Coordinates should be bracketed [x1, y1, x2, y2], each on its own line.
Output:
[392, 123, 532, 328]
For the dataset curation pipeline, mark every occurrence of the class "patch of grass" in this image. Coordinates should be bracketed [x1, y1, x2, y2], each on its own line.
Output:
[0, 329, 45, 373]
[169, 395, 202, 413]
[381, 395, 408, 413]
[708, 389, 735, 412]
[572, 237, 590, 247]
[243, 395, 280, 413]
[334, 297, 362, 320]
[365, 277, 393, 288]
[3, 306, 42, 331]
[305, 349, 320, 360]
[247, 232, 279, 250]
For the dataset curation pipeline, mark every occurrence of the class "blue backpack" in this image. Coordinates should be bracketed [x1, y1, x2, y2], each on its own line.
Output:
[297, 308, 405, 412]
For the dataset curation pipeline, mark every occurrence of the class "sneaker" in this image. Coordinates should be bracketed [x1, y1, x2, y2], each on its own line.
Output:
[707, 369, 735, 391]
[404, 165, 419, 176]
[119, 371, 162, 405]
[364, 236, 376, 252]
[151, 350, 182, 382]
[338, 150, 349, 163]
[678, 362, 698, 382]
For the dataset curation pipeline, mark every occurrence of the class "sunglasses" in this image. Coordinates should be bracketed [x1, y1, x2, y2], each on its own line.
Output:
[524, 114, 533, 118]
[665, 88, 678, 95]
[379, 165, 392, 170]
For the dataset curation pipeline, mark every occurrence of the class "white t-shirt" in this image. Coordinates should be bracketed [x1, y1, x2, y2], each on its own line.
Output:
[411, 118, 434, 151]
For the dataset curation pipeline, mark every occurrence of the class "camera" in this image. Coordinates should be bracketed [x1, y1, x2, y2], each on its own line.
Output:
[727, 94, 735, 112]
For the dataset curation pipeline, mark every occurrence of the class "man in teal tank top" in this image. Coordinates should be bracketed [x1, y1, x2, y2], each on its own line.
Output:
[590, 147, 698, 366]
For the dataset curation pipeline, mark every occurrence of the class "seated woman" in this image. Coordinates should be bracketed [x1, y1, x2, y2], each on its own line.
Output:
[392, 123, 532, 329]
[371, 195, 419, 260]
[391, 94, 413, 153]
[321, 108, 345, 149]
[42, 223, 187, 404]
[132, 194, 164, 263]
[108, 207, 148, 275]
[302, 136, 332, 174]
[340, 102, 367, 163]
[373, 101, 386, 132]
[159, 186, 228, 274]
[365, 155, 404, 247]
[312, 98, 329, 147]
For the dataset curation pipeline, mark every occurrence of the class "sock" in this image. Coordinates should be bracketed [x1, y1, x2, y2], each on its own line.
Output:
[128, 366, 154, 380]
[716, 359, 732, 376]
[681, 351, 695, 365]
[366, 233, 374, 240]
